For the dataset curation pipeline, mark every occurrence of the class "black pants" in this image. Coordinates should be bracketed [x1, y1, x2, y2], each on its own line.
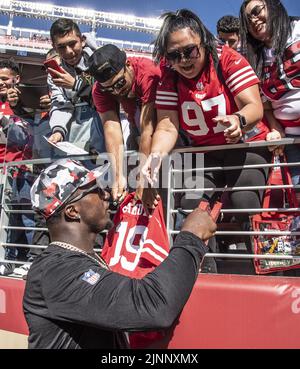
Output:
[181, 146, 271, 215]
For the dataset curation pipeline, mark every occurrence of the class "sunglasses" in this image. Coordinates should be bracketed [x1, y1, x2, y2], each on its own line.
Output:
[100, 68, 127, 93]
[165, 44, 200, 64]
[246, 4, 265, 22]
[67, 183, 106, 205]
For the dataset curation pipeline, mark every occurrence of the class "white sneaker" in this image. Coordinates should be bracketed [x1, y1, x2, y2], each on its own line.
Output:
[0, 263, 15, 276]
[13, 264, 30, 277]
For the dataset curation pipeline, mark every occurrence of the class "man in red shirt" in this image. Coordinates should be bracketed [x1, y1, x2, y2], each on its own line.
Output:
[88, 45, 161, 207]
[0, 59, 34, 276]
[0, 59, 24, 164]
[0, 59, 35, 166]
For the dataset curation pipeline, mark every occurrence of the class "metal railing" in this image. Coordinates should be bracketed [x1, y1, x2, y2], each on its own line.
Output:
[0, 152, 110, 270]
[165, 138, 300, 273]
[0, 138, 300, 277]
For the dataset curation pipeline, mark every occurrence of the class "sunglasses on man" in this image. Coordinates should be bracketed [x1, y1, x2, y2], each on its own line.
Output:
[99, 67, 127, 93]
[66, 183, 106, 205]
[165, 44, 201, 64]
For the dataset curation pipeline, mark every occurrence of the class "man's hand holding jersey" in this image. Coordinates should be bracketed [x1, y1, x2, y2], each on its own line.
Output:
[182, 207, 217, 241]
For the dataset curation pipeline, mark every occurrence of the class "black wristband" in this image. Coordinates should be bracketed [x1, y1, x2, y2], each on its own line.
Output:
[233, 112, 247, 129]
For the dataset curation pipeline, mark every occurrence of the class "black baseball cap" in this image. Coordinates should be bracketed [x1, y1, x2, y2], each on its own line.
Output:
[87, 44, 127, 83]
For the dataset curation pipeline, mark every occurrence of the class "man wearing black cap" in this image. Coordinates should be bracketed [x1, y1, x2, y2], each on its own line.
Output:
[88, 44, 161, 208]
[23, 158, 216, 349]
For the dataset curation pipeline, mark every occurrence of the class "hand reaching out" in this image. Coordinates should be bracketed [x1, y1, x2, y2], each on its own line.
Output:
[141, 153, 162, 187]
[133, 187, 161, 213]
[212, 115, 242, 144]
[111, 176, 127, 205]
[266, 128, 285, 156]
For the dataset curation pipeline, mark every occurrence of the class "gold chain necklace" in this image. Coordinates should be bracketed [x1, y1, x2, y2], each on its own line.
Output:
[50, 241, 108, 270]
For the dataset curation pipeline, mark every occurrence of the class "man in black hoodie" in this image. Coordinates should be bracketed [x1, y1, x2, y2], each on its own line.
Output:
[23, 158, 216, 349]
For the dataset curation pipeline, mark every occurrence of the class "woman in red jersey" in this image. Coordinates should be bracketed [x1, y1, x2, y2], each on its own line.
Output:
[239, 0, 300, 200]
[143, 9, 271, 269]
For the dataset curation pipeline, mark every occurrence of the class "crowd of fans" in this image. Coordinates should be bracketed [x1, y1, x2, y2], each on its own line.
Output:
[0, 31, 153, 55]
[31, 34, 50, 43]
[0, 0, 299, 279]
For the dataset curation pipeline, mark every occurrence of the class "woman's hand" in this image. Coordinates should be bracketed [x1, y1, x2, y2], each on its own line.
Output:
[266, 128, 285, 156]
[133, 187, 161, 213]
[212, 115, 242, 144]
[141, 153, 162, 187]
[111, 176, 127, 205]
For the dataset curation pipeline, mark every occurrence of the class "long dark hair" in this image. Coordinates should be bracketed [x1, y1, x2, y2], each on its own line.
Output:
[239, 0, 297, 78]
[153, 9, 219, 72]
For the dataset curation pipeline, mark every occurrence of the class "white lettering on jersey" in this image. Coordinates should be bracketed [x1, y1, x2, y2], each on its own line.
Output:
[122, 224, 148, 270]
[182, 94, 226, 136]
[109, 221, 168, 271]
[122, 203, 147, 216]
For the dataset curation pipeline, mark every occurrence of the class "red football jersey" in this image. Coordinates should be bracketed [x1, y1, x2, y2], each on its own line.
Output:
[155, 46, 260, 146]
[93, 57, 161, 127]
[101, 192, 169, 349]
[260, 20, 300, 128]
[0, 100, 14, 116]
[0, 101, 31, 164]
[261, 41, 300, 102]
[101, 192, 169, 278]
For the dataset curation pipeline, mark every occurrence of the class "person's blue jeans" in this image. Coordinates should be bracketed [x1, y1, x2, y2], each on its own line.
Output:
[6, 169, 34, 261]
